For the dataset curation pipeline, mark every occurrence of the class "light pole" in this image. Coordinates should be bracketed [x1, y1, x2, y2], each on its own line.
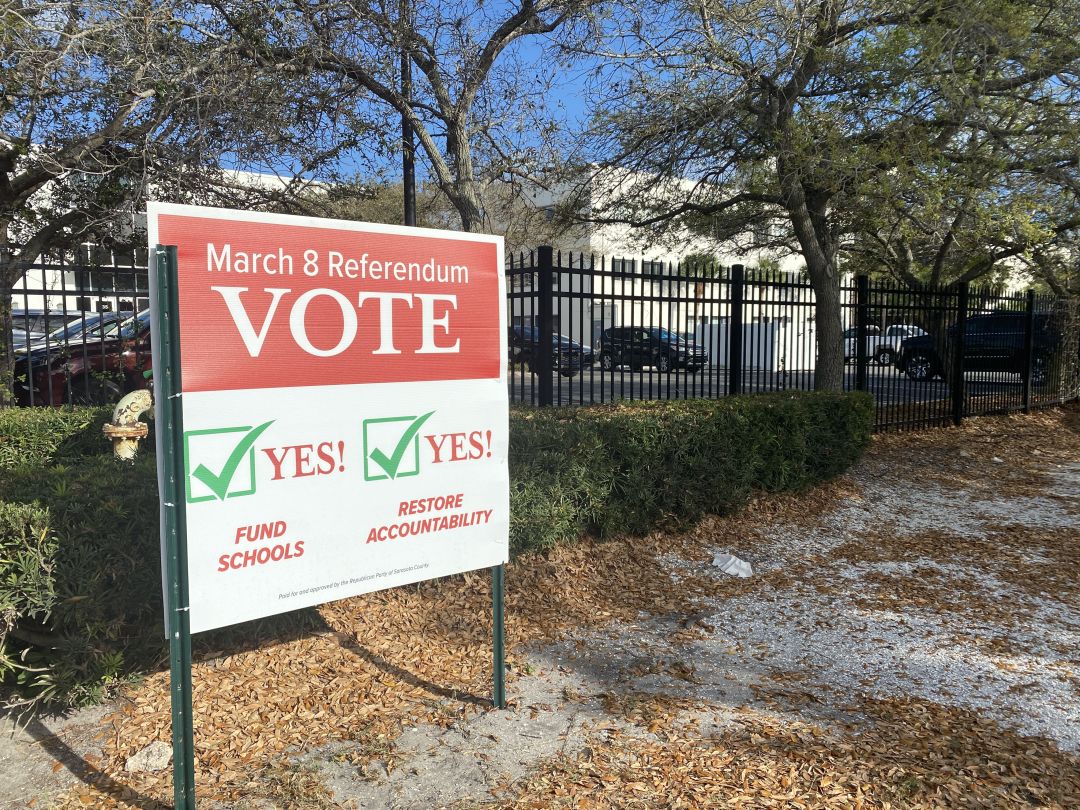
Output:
[401, 0, 416, 227]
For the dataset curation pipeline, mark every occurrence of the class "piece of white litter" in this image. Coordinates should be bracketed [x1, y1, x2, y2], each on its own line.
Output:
[712, 553, 753, 578]
[125, 740, 172, 772]
[991, 457, 1004, 464]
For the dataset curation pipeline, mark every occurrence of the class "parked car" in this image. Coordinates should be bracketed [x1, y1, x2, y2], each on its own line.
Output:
[842, 325, 881, 341]
[845, 323, 927, 365]
[599, 326, 709, 372]
[24, 311, 126, 348]
[895, 311, 1058, 383]
[14, 309, 152, 405]
[508, 325, 594, 377]
[11, 309, 86, 348]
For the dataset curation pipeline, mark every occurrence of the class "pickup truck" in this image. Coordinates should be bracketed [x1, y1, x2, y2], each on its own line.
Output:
[845, 323, 927, 366]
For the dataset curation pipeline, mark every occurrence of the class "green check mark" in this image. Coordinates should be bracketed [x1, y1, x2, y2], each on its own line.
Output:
[367, 411, 435, 479]
[191, 421, 274, 500]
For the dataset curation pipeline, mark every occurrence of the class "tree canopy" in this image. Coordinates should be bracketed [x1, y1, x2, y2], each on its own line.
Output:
[580, 0, 1080, 388]
[0, 0, 373, 403]
[202, 0, 604, 233]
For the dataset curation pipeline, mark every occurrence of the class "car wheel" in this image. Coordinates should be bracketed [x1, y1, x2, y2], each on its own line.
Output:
[70, 375, 122, 406]
[904, 352, 934, 382]
[1031, 353, 1049, 387]
[657, 354, 672, 373]
[875, 347, 895, 366]
[600, 353, 615, 371]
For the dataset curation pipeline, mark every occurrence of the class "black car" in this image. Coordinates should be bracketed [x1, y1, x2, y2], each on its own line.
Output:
[599, 326, 709, 372]
[508, 326, 594, 377]
[896, 311, 1059, 383]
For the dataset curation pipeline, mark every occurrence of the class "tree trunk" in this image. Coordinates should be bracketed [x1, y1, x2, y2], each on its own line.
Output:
[811, 272, 845, 391]
[453, 182, 484, 234]
[0, 242, 16, 409]
[441, 117, 485, 234]
[779, 169, 845, 390]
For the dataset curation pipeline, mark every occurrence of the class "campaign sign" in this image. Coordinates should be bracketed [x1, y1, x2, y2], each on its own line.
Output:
[148, 203, 508, 633]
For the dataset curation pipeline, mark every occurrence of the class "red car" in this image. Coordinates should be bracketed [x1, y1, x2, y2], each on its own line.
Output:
[14, 310, 152, 406]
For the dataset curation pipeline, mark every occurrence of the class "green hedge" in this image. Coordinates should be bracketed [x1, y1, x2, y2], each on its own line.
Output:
[509, 391, 872, 552]
[0, 391, 871, 707]
[0, 502, 58, 693]
[0, 455, 162, 707]
[0, 406, 114, 469]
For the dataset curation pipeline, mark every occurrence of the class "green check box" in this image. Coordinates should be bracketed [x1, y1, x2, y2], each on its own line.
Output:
[184, 422, 273, 503]
[363, 412, 435, 481]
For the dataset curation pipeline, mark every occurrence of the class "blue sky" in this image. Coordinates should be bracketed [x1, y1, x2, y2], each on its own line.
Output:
[233, 8, 600, 185]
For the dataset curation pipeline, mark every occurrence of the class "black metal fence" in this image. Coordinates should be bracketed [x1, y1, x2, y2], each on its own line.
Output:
[8, 249, 1079, 428]
[8, 251, 151, 407]
[507, 247, 1080, 431]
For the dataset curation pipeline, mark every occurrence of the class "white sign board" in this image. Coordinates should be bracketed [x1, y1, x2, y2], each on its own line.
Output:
[148, 203, 508, 633]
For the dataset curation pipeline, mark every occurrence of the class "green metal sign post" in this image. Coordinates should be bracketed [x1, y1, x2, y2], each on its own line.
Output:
[492, 564, 505, 708]
[155, 245, 197, 809]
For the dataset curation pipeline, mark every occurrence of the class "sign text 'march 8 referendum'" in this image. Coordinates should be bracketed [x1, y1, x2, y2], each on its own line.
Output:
[149, 203, 509, 633]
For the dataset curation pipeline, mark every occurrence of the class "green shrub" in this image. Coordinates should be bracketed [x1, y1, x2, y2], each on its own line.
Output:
[508, 391, 873, 553]
[0, 502, 59, 696]
[0, 391, 871, 707]
[0, 406, 113, 469]
[0, 454, 161, 707]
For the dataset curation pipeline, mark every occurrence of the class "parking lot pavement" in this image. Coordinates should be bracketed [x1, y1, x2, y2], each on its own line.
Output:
[508, 364, 1024, 407]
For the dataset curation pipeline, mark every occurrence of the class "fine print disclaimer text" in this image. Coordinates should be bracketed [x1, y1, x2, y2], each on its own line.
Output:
[277, 562, 430, 600]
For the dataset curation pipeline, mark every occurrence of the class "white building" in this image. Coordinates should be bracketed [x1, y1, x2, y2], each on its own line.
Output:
[12, 170, 324, 316]
[492, 170, 820, 370]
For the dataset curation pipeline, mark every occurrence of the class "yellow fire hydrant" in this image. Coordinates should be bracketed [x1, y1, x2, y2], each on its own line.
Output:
[102, 389, 153, 460]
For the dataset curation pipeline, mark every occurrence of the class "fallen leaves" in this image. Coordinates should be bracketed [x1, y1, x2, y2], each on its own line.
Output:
[501, 692, 1080, 809]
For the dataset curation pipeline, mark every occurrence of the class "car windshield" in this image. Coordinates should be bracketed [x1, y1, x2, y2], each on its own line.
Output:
[13, 311, 75, 334]
[100, 309, 150, 339]
[45, 313, 114, 341]
[516, 326, 578, 345]
[652, 328, 682, 341]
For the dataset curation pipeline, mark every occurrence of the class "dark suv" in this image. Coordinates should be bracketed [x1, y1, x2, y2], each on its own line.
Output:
[508, 326, 594, 377]
[599, 326, 709, 373]
[896, 311, 1059, 383]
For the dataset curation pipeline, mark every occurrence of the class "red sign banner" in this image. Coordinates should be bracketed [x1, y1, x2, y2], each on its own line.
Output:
[155, 212, 502, 393]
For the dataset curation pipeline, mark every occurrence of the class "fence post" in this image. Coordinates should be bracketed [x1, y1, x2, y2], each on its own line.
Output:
[536, 245, 554, 407]
[1022, 288, 1036, 414]
[0, 245, 12, 408]
[951, 282, 969, 426]
[855, 275, 869, 392]
[728, 263, 744, 396]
